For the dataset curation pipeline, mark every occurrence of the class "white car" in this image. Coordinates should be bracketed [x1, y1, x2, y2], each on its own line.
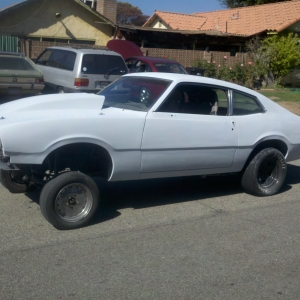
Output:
[0, 73, 299, 230]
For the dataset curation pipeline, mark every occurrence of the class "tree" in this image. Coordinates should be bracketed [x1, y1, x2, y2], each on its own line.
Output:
[261, 33, 300, 84]
[245, 36, 271, 82]
[117, 2, 149, 26]
[219, 0, 290, 8]
[246, 33, 300, 85]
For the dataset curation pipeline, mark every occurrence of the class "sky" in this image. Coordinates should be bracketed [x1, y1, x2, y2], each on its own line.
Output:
[0, 0, 225, 15]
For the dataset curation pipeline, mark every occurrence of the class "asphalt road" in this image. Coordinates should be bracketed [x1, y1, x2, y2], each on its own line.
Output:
[1, 160, 300, 299]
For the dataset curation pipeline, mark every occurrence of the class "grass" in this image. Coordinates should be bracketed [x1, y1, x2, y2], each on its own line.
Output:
[258, 88, 300, 102]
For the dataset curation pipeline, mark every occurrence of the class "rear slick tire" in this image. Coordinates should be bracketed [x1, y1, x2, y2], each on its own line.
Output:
[241, 148, 287, 196]
[40, 171, 99, 230]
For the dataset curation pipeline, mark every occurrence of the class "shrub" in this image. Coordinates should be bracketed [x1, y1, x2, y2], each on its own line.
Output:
[193, 60, 217, 78]
[193, 58, 254, 88]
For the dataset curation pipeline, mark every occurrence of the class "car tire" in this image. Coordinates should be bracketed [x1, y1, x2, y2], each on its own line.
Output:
[57, 87, 65, 94]
[40, 171, 99, 230]
[241, 148, 287, 196]
[0, 170, 29, 193]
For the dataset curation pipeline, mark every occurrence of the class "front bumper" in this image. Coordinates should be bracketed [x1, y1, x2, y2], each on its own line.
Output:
[0, 141, 19, 170]
[0, 159, 19, 170]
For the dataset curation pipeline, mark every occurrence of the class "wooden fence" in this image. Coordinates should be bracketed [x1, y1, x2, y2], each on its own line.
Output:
[20, 40, 251, 68]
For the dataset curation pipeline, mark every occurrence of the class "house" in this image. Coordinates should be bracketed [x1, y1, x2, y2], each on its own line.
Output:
[120, 0, 300, 52]
[0, 0, 117, 47]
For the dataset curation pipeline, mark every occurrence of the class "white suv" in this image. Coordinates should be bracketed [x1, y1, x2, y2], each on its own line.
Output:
[36, 47, 128, 93]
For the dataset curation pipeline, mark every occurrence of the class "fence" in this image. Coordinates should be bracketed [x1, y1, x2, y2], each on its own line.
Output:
[25, 40, 251, 68]
[0, 38, 252, 68]
[0, 35, 19, 52]
[142, 48, 251, 68]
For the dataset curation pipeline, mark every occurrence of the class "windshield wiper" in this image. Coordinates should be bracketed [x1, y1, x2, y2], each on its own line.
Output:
[104, 67, 120, 80]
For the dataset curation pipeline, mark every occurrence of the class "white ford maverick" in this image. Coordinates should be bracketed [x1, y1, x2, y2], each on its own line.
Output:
[0, 73, 299, 229]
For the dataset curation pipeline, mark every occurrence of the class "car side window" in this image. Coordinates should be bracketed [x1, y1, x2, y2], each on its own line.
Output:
[135, 61, 151, 72]
[157, 84, 229, 116]
[46, 50, 76, 71]
[36, 49, 52, 66]
[232, 91, 264, 115]
[126, 59, 136, 71]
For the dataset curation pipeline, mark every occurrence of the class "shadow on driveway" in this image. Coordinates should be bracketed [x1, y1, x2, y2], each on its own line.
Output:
[24, 163, 300, 226]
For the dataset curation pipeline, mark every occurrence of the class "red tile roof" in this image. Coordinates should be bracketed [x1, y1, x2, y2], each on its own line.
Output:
[143, 11, 207, 31]
[143, 0, 300, 36]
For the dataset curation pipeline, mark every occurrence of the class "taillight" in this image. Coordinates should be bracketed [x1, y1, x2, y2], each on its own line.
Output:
[35, 78, 44, 84]
[74, 78, 89, 87]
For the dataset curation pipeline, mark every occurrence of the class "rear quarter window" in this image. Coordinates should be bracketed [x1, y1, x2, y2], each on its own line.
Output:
[233, 91, 264, 115]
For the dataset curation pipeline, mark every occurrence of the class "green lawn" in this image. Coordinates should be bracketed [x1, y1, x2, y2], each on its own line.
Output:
[258, 88, 300, 102]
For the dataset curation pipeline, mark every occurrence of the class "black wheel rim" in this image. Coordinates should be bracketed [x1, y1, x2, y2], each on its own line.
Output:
[257, 156, 279, 188]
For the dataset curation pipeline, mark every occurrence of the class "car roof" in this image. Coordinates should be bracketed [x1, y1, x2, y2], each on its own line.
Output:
[123, 72, 261, 96]
[0, 51, 26, 57]
[45, 47, 123, 56]
[126, 56, 181, 64]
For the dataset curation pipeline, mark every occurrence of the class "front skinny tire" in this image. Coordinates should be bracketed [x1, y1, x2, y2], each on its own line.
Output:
[0, 170, 29, 193]
[40, 171, 99, 230]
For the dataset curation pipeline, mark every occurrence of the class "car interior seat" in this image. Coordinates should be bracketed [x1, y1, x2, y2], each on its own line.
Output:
[159, 89, 184, 113]
[136, 64, 146, 72]
[199, 89, 219, 115]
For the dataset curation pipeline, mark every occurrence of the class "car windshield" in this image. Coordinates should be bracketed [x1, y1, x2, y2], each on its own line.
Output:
[98, 77, 172, 112]
[154, 63, 187, 74]
[81, 54, 127, 75]
[0, 57, 35, 71]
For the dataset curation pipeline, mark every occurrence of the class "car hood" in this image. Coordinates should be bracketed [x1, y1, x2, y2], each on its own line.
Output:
[0, 93, 105, 118]
[107, 40, 143, 59]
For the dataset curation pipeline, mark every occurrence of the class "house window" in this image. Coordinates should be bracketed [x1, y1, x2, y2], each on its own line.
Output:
[30, 37, 95, 45]
[230, 48, 236, 56]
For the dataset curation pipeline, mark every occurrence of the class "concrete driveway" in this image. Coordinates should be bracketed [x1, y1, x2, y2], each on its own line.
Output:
[0, 160, 300, 299]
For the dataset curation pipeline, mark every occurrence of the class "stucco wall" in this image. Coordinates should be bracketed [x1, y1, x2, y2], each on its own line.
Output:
[153, 20, 168, 29]
[0, 0, 114, 46]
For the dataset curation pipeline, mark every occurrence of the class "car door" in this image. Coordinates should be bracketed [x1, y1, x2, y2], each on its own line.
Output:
[140, 83, 238, 177]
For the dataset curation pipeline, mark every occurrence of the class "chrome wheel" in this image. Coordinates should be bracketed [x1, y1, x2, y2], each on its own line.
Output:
[40, 171, 99, 230]
[55, 183, 93, 223]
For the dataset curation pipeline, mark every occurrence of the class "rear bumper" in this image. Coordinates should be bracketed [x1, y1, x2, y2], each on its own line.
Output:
[0, 83, 44, 95]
